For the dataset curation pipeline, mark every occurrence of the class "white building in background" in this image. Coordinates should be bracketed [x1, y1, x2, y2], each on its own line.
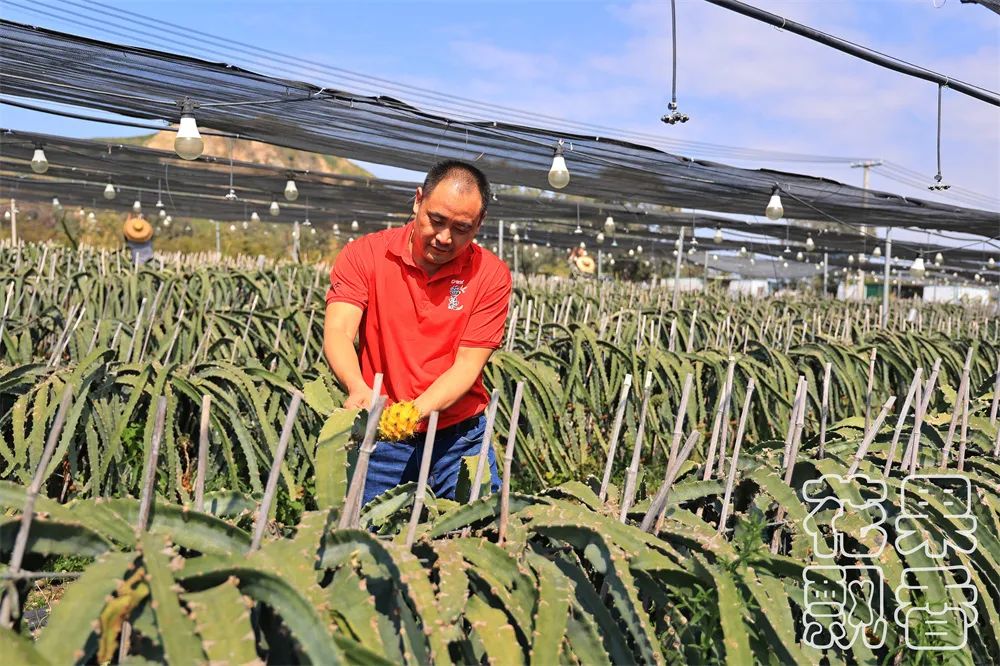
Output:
[727, 279, 771, 297]
[663, 277, 704, 292]
[922, 285, 994, 305]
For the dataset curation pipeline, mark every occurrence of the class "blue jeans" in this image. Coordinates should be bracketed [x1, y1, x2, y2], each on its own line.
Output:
[362, 413, 501, 506]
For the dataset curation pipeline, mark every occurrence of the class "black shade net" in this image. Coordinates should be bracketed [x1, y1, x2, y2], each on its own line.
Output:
[2, 20, 998, 237]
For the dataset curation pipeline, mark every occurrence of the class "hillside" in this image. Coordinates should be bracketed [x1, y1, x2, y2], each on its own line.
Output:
[100, 131, 372, 178]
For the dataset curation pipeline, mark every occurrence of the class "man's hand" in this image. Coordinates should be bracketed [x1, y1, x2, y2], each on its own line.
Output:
[343, 389, 373, 410]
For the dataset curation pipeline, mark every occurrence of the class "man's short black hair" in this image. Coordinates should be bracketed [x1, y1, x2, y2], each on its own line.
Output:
[422, 160, 491, 218]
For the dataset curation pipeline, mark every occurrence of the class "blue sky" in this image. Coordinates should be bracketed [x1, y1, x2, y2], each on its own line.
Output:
[2, 0, 998, 215]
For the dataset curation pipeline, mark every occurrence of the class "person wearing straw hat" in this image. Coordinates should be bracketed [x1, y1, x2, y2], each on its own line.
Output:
[122, 214, 154, 266]
[323, 160, 511, 505]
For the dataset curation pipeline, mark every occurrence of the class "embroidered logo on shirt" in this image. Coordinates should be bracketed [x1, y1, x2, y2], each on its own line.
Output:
[448, 280, 466, 311]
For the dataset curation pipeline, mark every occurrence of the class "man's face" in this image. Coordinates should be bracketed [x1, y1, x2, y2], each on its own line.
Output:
[410, 178, 484, 268]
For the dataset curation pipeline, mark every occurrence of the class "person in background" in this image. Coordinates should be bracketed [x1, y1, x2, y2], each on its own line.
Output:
[323, 160, 512, 505]
[122, 214, 154, 266]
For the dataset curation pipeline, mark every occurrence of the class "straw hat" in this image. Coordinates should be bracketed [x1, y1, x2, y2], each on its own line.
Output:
[123, 215, 153, 243]
[574, 254, 596, 274]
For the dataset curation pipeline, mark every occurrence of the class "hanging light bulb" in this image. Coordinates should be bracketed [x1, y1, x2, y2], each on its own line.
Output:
[739, 246, 748, 257]
[579, 241, 586, 249]
[574, 223, 583, 234]
[103, 180, 117, 200]
[673, 250, 679, 257]
[611, 238, 618, 247]
[765, 186, 784, 221]
[269, 199, 280, 216]
[546, 241, 552, 248]
[347, 237, 354, 243]
[534, 251, 540, 258]
[596, 231, 606, 244]
[805, 235, 815, 252]
[132, 197, 142, 213]
[872, 245, 882, 257]
[636, 245, 643, 254]
[332, 223, 340, 235]
[87, 212, 96, 223]
[250, 211, 260, 223]
[51, 197, 62, 210]
[513, 233, 521, 243]
[910, 255, 926, 279]
[933, 252, 943, 266]
[174, 98, 204, 160]
[508, 222, 518, 235]
[628, 249, 635, 257]
[31, 144, 49, 174]
[225, 188, 238, 201]
[241, 220, 249, 230]
[713, 226, 723, 244]
[815, 262, 822, 271]
[284, 175, 299, 201]
[604, 216, 615, 234]
[547, 141, 570, 189]
[164, 215, 172, 226]
[159, 208, 167, 219]
[310, 227, 316, 235]
[784, 245, 791, 254]
[491, 245, 498, 253]
[782, 260, 789, 268]
[712, 253, 719, 261]
[989, 257, 996, 267]
[303, 217, 311, 227]
[796, 251, 804, 261]
[687, 247, 696, 256]
[858, 252, 866, 264]
[4, 210, 11, 222]
[351, 220, 359, 232]
[848, 254, 855, 264]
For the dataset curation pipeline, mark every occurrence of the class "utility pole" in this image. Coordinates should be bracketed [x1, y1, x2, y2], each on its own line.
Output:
[882, 232, 892, 328]
[673, 227, 684, 310]
[497, 219, 504, 264]
[823, 251, 829, 296]
[9, 198, 16, 246]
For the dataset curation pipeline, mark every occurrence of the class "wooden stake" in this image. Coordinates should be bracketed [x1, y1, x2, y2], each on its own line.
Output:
[716, 379, 756, 534]
[468, 390, 501, 503]
[405, 411, 439, 547]
[619, 371, 653, 522]
[598, 373, 633, 502]
[640, 431, 702, 532]
[883, 368, 922, 476]
[864, 348, 877, 432]
[0, 385, 73, 628]
[194, 395, 211, 512]
[819, 362, 832, 458]
[847, 396, 897, 476]
[497, 382, 525, 546]
[250, 391, 303, 552]
[136, 396, 169, 534]
[338, 393, 387, 529]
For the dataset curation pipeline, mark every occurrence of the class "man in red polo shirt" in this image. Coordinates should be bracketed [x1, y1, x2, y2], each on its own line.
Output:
[323, 160, 511, 504]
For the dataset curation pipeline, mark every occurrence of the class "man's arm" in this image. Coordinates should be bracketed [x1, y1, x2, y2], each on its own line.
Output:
[323, 301, 371, 409]
[412, 346, 494, 416]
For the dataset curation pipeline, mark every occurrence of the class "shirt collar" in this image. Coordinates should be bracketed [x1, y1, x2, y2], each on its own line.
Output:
[387, 221, 476, 281]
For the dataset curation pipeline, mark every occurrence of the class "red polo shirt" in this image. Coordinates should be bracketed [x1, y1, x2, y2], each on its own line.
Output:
[326, 223, 512, 429]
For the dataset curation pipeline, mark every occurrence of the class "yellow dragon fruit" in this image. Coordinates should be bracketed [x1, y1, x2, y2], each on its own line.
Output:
[378, 401, 422, 441]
